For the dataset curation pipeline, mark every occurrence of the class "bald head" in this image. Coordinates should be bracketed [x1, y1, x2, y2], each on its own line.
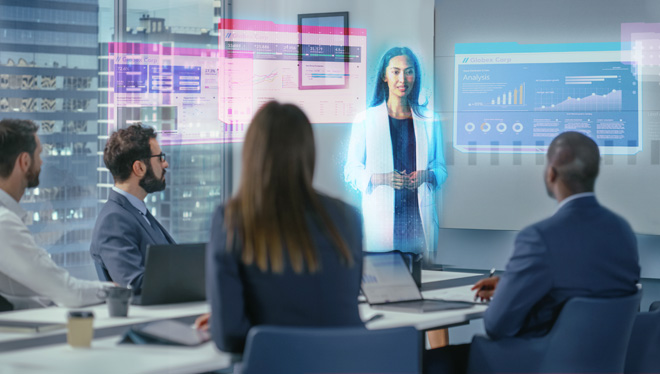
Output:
[546, 132, 600, 196]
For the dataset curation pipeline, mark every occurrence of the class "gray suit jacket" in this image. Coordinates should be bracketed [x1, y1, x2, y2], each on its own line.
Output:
[90, 190, 174, 291]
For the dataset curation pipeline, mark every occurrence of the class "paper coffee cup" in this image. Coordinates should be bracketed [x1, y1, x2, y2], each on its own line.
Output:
[67, 311, 94, 348]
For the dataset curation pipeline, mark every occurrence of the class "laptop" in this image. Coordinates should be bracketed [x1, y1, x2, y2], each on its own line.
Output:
[132, 243, 207, 306]
[361, 252, 474, 313]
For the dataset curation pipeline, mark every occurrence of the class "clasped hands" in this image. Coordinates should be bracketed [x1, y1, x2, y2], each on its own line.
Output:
[371, 170, 432, 190]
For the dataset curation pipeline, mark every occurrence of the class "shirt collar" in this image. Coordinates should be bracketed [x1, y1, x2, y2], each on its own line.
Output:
[555, 192, 595, 213]
[112, 186, 148, 216]
[0, 188, 28, 223]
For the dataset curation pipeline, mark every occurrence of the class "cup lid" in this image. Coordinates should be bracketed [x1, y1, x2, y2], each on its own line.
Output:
[68, 310, 94, 318]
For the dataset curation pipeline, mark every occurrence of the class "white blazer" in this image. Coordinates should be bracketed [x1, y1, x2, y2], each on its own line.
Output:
[344, 103, 447, 253]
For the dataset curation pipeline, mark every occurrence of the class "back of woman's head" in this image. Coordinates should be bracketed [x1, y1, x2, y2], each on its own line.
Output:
[241, 101, 315, 204]
[226, 101, 353, 274]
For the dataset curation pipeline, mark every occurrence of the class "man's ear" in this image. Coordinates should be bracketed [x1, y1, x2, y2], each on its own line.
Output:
[132, 160, 146, 178]
[547, 165, 558, 184]
[16, 152, 31, 174]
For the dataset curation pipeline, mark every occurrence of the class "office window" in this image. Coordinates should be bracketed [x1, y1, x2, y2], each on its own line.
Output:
[3, 0, 228, 280]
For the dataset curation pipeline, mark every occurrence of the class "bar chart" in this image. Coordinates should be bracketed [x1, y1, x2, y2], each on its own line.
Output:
[491, 83, 525, 105]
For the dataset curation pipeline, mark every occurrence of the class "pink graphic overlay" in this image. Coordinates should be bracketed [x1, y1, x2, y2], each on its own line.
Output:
[621, 23, 660, 80]
[107, 42, 232, 145]
[217, 18, 367, 130]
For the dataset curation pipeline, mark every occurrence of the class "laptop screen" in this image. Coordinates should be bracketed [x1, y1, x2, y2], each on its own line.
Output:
[138, 243, 206, 305]
[361, 252, 423, 304]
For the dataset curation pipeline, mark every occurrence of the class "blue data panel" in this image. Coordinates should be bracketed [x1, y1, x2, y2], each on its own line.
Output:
[453, 43, 642, 155]
[149, 65, 173, 93]
[173, 66, 202, 94]
[115, 64, 148, 93]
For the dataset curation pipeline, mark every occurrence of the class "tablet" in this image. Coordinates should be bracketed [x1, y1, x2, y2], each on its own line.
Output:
[134, 320, 210, 346]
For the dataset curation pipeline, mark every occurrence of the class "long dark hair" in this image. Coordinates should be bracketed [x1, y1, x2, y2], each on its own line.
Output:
[224, 101, 353, 274]
[370, 47, 426, 117]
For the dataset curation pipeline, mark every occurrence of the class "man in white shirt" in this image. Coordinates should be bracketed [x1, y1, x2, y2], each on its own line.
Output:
[0, 119, 110, 310]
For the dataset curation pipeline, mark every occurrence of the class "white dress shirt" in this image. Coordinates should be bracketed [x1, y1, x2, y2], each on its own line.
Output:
[111, 186, 151, 226]
[0, 188, 110, 309]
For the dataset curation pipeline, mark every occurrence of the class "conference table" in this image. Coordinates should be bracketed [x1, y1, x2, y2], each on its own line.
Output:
[0, 270, 488, 374]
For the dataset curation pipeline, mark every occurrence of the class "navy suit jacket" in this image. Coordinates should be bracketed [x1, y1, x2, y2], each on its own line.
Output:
[90, 190, 174, 291]
[207, 194, 364, 353]
[484, 195, 640, 339]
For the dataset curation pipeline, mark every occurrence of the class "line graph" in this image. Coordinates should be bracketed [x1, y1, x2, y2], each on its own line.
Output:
[534, 87, 622, 112]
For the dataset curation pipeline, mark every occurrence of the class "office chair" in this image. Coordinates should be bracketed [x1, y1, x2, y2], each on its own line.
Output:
[0, 294, 13, 312]
[467, 292, 641, 374]
[624, 307, 660, 373]
[238, 325, 421, 374]
[93, 261, 112, 282]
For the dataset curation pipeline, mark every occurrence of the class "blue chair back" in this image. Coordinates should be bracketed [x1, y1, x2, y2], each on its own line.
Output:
[625, 308, 660, 373]
[94, 261, 112, 282]
[468, 292, 641, 373]
[239, 325, 420, 374]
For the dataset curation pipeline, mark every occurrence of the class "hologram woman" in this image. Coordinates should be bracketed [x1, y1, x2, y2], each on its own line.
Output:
[345, 47, 447, 254]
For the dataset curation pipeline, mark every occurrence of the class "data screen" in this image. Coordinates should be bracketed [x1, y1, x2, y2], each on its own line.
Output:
[218, 19, 367, 142]
[454, 43, 642, 155]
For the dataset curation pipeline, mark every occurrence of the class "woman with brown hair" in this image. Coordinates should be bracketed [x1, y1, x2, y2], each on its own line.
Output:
[206, 101, 364, 354]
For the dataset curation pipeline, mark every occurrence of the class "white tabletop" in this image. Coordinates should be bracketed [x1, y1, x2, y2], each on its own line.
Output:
[421, 269, 481, 283]
[361, 282, 488, 331]
[0, 336, 230, 374]
[0, 270, 487, 374]
[0, 302, 209, 344]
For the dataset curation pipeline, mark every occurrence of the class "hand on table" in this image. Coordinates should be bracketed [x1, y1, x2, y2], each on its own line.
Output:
[471, 276, 500, 302]
[193, 313, 210, 331]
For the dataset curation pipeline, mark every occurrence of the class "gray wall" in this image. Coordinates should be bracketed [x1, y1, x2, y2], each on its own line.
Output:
[433, 0, 660, 312]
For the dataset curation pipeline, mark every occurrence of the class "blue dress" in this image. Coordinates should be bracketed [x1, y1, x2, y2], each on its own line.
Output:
[388, 116, 425, 253]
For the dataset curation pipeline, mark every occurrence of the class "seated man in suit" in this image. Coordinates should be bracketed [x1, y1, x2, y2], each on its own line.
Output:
[0, 119, 111, 310]
[90, 124, 175, 292]
[426, 131, 641, 373]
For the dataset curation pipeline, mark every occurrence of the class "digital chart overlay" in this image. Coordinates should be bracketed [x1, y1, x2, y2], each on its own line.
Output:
[454, 42, 642, 155]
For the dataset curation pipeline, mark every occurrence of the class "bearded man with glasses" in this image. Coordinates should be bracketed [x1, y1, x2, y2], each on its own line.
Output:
[90, 124, 175, 292]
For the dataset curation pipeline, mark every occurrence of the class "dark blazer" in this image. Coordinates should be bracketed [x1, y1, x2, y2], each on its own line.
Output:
[207, 193, 364, 353]
[484, 195, 640, 339]
[90, 190, 174, 291]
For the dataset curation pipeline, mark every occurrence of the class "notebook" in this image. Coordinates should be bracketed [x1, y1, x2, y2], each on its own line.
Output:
[0, 320, 65, 333]
[131, 243, 207, 306]
[361, 252, 475, 314]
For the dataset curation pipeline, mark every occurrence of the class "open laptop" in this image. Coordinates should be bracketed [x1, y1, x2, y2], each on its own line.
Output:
[361, 252, 474, 313]
[132, 243, 206, 306]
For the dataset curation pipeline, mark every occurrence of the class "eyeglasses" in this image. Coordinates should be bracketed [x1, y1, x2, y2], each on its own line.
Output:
[149, 153, 166, 162]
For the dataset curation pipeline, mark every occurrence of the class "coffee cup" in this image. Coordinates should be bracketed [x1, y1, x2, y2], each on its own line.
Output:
[98, 286, 133, 317]
[67, 310, 94, 348]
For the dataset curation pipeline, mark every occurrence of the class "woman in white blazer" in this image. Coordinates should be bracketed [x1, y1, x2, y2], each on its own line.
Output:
[345, 47, 447, 254]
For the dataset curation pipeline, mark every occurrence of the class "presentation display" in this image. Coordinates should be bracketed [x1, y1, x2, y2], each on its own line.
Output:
[108, 42, 221, 146]
[218, 19, 367, 142]
[439, 41, 660, 235]
[453, 43, 642, 155]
